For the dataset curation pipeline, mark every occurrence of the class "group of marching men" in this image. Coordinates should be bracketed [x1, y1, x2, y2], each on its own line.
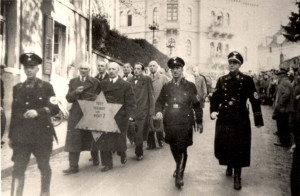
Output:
[14, 51, 300, 195]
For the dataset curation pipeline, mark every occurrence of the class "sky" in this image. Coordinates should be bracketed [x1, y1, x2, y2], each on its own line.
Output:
[257, 0, 297, 37]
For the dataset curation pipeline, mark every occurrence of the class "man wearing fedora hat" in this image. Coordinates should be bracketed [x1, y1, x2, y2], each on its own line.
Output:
[155, 57, 203, 189]
[9, 53, 60, 196]
[210, 51, 264, 190]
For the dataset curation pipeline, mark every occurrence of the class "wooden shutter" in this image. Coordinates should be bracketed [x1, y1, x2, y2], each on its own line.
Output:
[43, 15, 53, 75]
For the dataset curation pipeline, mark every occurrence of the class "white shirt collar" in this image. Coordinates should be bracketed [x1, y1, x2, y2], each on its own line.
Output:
[110, 76, 118, 83]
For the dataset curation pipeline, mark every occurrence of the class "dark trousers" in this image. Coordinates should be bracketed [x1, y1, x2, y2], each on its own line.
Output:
[147, 131, 163, 147]
[135, 143, 143, 156]
[100, 151, 113, 167]
[170, 144, 187, 162]
[91, 150, 99, 162]
[276, 113, 291, 146]
[12, 143, 52, 192]
[69, 152, 80, 168]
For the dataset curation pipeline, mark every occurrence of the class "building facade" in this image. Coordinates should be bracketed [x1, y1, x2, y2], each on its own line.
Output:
[118, 0, 260, 74]
[258, 31, 300, 71]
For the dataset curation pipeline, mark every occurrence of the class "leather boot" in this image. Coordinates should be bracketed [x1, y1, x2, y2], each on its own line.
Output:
[40, 173, 51, 196]
[226, 166, 233, 176]
[175, 154, 185, 189]
[233, 167, 242, 190]
[11, 176, 25, 196]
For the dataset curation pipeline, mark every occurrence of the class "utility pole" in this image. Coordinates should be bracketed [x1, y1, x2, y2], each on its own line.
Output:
[166, 38, 175, 57]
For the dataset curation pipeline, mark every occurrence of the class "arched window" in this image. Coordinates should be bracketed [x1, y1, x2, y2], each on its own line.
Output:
[226, 13, 230, 26]
[187, 8, 192, 24]
[120, 11, 126, 27]
[211, 11, 216, 25]
[225, 44, 229, 55]
[217, 43, 222, 57]
[153, 7, 158, 23]
[186, 40, 191, 56]
[217, 12, 223, 26]
[127, 11, 132, 26]
[244, 47, 248, 61]
[210, 42, 215, 57]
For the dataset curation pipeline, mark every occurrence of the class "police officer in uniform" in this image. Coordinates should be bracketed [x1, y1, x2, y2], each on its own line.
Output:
[210, 51, 264, 190]
[9, 53, 60, 196]
[155, 57, 203, 189]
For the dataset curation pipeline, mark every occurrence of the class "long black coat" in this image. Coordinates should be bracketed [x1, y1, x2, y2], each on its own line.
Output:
[9, 78, 59, 144]
[94, 77, 136, 151]
[64, 76, 100, 152]
[155, 78, 202, 148]
[210, 71, 263, 168]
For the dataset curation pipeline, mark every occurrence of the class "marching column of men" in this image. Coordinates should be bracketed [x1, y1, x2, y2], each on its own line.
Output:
[8, 51, 268, 195]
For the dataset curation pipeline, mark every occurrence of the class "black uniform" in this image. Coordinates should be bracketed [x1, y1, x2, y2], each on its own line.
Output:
[155, 77, 202, 169]
[9, 78, 59, 193]
[210, 71, 263, 168]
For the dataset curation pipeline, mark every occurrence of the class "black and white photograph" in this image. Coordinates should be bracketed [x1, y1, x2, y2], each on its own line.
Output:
[1, 0, 300, 195]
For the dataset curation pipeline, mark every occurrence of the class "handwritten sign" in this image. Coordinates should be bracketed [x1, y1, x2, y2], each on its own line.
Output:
[76, 92, 122, 141]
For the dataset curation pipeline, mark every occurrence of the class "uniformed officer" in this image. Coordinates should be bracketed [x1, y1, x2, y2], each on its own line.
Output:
[9, 53, 60, 196]
[155, 57, 203, 189]
[210, 51, 264, 190]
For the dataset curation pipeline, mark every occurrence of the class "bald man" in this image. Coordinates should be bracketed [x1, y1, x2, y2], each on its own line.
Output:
[63, 63, 101, 175]
[93, 62, 137, 172]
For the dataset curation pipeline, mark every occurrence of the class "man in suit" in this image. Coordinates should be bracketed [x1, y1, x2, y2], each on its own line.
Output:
[94, 62, 136, 171]
[128, 62, 155, 160]
[9, 53, 60, 196]
[63, 63, 101, 175]
[122, 63, 133, 81]
[1, 64, 6, 145]
[90, 60, 110, 166]
[95, 61, 109, 82]
[147, 60, 169, 149]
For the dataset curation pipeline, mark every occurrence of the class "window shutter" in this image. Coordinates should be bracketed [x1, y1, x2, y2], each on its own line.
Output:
[43, 15, 53, 75]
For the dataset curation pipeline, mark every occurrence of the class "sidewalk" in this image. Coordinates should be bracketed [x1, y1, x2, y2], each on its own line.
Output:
[1, 121, 68, 179]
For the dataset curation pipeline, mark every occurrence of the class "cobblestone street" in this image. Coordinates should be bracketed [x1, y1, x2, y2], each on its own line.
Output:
[1, 105, 293, 196]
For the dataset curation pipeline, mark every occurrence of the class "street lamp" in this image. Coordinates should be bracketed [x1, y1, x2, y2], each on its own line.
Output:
[149, 21, 159, 45]
[166, 38, 175, 57]
[277, 35, 285, 63]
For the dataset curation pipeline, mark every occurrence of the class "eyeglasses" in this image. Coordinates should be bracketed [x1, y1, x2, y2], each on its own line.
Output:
[80, 68, 89, 70]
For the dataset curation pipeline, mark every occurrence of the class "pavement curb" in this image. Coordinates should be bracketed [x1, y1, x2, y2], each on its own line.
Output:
[1, 146, 65, 179]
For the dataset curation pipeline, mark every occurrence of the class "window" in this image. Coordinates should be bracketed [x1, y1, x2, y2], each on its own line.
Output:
[167, 0, 178, 21]
[226, 13, 230, 26]
[225, 44, 229, 55]
[211, 11, 216, 25]
[187, 8, 192, 24]
[153, 7, 158, 23]
[217, 12, 223, 26]
[127, 11, 132, 26]
[217, 43, 222, 57]
[210, 42, 215, 57]
[186, 40, 191, 56]
[166, 29, 178, 35]
[53, 22, 67, 77]
[120, 11, 126, 27]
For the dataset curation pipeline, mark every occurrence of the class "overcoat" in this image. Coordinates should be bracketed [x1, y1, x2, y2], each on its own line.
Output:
[210, 71, 264, 168]
[128, 75, 155, 142]
[151, 72, 170, 102]
[95, 72, 109, 82]
[155, 78, 202, 148]
[64, 76, 100, 152]
[194, 75, 208, 108]
[94, 77, 136, 151]
[9, 78, 59, 144]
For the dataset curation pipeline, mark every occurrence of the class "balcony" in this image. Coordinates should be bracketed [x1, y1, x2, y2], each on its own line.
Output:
[206, 24, 234, 39]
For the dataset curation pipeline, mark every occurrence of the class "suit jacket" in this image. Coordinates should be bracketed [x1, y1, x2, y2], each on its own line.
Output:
[96, 76, 137, 151]
[9, 78, 59, 144]
[151, 72, 170, 102]
[194, 75, 208, 108]
[274, 73, 295, 114]
[128, 75, 155, 119]
[65, 75, 101, 152]
[95, 72, 109, 82]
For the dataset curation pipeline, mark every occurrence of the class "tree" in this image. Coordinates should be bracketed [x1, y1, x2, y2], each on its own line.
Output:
[282, 2, 300, 42]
